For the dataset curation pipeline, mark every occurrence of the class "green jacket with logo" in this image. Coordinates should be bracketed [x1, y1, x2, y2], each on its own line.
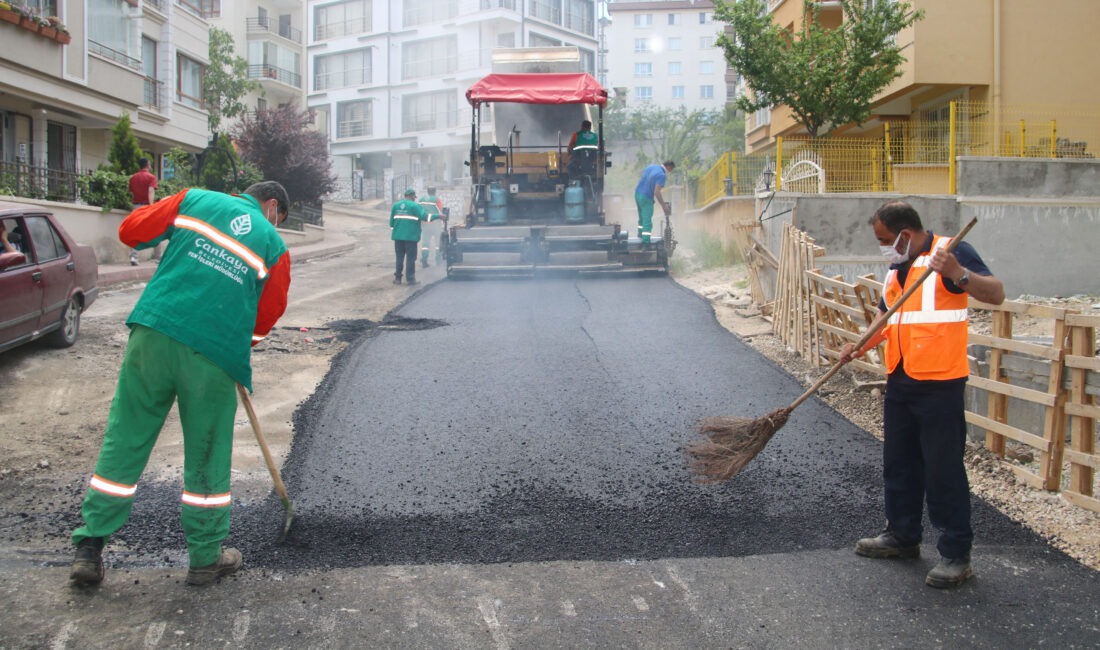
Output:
[390, 198, 435, 241]
[118, 189, 291, 390]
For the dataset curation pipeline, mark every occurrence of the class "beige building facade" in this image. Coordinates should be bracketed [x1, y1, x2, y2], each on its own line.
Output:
[746, 0, 1100, 153]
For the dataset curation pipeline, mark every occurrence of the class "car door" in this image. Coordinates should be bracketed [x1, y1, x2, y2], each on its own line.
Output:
[21, 214, 74, 333]
[0, 215, 43, 349]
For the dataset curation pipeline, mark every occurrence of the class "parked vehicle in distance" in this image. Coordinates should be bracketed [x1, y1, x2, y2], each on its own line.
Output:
[0, 201, 99, 353]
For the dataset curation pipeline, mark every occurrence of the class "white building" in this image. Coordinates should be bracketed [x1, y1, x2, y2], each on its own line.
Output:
[0, 0, 211, 187]
[304, 0, 599, 198]
[603, 0, 732, 112]
[207, 0, 307, 118]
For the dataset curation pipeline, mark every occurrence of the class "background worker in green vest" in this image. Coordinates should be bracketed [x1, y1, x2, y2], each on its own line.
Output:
[391, 187, 436, 285]
[69, 181, 292, 588]
[418, 186, 445, 268]
[567, 120, 600, 179]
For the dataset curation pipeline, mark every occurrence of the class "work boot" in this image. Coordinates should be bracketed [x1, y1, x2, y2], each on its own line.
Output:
[186, 547, 243, 586]
[393, 276, 402, 285]
[70, 537, 105, 586]
[855, 529, 920, 559]
[406, 279, 419, 285]
[925, 556, 973, 588]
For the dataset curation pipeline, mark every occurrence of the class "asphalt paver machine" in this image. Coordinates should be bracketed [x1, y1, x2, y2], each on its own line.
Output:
[446, 68, 672, 276]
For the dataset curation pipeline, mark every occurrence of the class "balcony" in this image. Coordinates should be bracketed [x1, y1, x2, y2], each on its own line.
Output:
[143, 77, 167, 111]
[249, 64, 302, 89]
[246, 17, 302, 45]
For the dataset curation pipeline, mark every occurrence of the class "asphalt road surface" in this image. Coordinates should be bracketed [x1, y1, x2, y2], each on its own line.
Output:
[2, 273, 1098, 648]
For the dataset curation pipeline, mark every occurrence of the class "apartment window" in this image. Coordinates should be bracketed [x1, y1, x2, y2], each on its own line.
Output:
[177, 54, 204, 109]
[315, 0, 370, 41]
[700, 85, 714, 99]
[142, 37, 162, 109]
[89, 0, 141, 69]
[634, 38, 650, 53]
[668, 37, 681, 51]
[530, 0, 561, 24]
[668, 13, 680, 26]
[530, 33, 561, 47]
[633, 14, 652, 27]
[699, 61, 714, 75]
[564, 0, 594, 36]
[668, 61, 681, 75]
[635, 87, 653, 102]
[698, 11, 708, 24]
[403, 37, 458, 80]
[257, 97, 267, 111]
[405, 0, 457, 27]
[700, 35, 715, 49]
[315, 49, 371, 91]
[177, 0, 220, 18]
[671, 86, 684, 99]
[249, 41, 302, 87]
[403, 91, 457, 133]
[634, 63, 652, 77]
[337, 100, 372, 138]
[22, 0, 57, 14]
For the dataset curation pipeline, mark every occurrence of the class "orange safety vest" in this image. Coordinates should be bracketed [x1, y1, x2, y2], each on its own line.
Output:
[883, 234, 970, 380]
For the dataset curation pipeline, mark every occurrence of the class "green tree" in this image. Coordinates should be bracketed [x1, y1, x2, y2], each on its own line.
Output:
[711, 104, 746, 155]
[714, 0, 924, 136]
[107, 114, 144, 174]
[204, 27, 259, 135]
[232, 105, 336, 205]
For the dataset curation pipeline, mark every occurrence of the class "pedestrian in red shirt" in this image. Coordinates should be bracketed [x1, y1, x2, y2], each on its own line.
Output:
[127, 157, 158, 265]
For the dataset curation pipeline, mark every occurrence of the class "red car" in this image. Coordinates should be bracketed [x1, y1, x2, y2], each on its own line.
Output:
[0, 201, 99, 353]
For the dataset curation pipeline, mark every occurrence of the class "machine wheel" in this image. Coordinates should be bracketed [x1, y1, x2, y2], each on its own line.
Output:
[46, 295, 81, 348]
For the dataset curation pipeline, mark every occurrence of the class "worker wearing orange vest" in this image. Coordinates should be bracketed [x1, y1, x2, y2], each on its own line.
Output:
[840, 200, 1004, 589]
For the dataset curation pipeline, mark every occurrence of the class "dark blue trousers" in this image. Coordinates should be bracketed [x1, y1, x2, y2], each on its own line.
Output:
[394, 239, 418, 281]
[883, 374, 973, 560]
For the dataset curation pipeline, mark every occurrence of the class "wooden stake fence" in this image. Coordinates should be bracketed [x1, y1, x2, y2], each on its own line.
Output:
[772, 224, 824, 361]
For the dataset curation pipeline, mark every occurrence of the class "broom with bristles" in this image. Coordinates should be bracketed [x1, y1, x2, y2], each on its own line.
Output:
[688, 217, 978, 483]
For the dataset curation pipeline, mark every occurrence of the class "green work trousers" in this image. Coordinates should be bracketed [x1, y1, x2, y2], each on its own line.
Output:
[635, 192, 654, 242]
[72, 325, 239, 567]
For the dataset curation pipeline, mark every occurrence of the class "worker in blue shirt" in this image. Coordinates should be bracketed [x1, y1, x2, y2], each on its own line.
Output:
[634, 161, 675, 243]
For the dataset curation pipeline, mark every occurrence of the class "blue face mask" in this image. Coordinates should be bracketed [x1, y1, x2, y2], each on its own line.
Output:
[879, 231, 910, 265]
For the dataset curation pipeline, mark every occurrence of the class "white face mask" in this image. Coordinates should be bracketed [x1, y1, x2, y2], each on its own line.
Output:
[879, 231, 910, 265]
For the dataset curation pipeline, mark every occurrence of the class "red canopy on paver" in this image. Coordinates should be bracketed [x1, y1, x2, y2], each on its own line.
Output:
[465, 73, 608, 107]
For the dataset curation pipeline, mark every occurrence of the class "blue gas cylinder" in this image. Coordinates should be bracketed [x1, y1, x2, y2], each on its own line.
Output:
[487, 186, 508, 224]
[564, 184, 585, 223]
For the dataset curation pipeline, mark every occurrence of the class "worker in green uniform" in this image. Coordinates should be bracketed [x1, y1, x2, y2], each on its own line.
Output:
[391, 188, 437, 285]
[69, 181, 292, 588]
[418, 187, 444, 268]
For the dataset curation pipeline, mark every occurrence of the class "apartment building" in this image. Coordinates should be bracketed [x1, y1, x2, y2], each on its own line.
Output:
[0, 0, 211, 191]
[746, 0, 1100, 154]
[208, 0, 306, 116]
[304, 0, 599, 194]
[603, 0, 732, 112]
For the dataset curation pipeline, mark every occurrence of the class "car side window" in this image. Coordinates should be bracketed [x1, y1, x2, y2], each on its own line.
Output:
[25, 216, 68, 263]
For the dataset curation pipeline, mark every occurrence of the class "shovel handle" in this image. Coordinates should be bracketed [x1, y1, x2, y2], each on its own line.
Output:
[237, 383, 291, 503]
[785, 216, 978, 412]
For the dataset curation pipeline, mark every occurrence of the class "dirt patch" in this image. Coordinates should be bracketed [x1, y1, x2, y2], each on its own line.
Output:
[672, 264, 1100, 571]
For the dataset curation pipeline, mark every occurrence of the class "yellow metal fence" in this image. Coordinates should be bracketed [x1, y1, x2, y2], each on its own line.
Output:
[693, 101, 1100, 206]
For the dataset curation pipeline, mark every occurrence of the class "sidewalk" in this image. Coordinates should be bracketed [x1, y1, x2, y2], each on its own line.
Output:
[96, 226, 358, 289]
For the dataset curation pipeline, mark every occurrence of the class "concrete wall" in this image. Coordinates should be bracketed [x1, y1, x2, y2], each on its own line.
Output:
[1, 197, 323, 265]
[683, 157, 1100, 297]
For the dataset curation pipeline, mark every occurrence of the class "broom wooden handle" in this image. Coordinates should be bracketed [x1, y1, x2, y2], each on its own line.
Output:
[784, 216, 978, 412]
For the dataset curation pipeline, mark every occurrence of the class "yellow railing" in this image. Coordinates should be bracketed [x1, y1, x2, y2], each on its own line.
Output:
[693, 101, 1100, 205]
